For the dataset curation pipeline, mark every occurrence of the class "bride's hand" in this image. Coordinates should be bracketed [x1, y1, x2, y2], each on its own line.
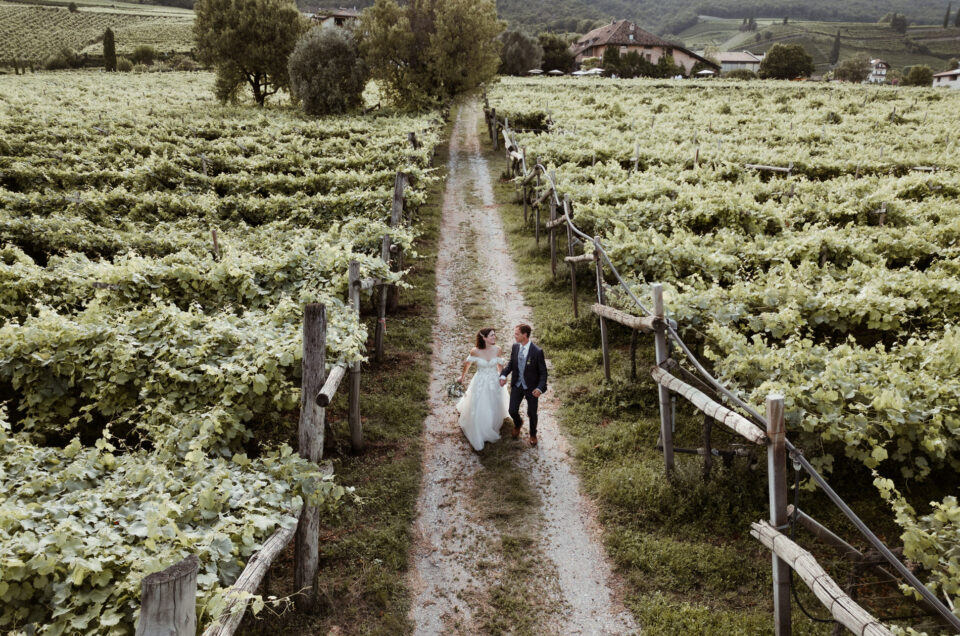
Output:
[458, 374, 466, 385]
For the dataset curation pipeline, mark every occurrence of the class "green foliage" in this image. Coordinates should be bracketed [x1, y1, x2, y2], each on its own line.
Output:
[499, 29, 543, 76]
[288, 27, 367, 116]
[903, 63, 934, 85]
[758, 43, 814, 78]
[102, 27, 116, 71]
[829, 29, 841, 65]
[116, 56, 133, 72]
[129, 44, 156, 65]
[724, 68, 757, 79]
[358, 0, 502, 110]
[833, 54, 872, 82]
[42, 46, 81, 70]
[194, 0, 308, 106]
[601, 45, 621, 76]
[945, 2, 952, 28]
[538, 32, 575, 73]
[68, 1, 77, 11]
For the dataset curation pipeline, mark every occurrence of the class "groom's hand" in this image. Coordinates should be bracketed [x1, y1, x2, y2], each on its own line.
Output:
[532, 389, 542, 397]
[499, 378, 507, 387]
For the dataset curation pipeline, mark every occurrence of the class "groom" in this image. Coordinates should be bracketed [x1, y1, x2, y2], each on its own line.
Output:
[499, 324, 547, 446]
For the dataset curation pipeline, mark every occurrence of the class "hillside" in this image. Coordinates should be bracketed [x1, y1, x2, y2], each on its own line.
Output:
[681, 17, 960, 72]
[0, 0, 194, 66]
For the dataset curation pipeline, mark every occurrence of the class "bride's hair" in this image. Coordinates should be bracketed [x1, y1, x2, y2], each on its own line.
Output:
[476, 327, 495, 349]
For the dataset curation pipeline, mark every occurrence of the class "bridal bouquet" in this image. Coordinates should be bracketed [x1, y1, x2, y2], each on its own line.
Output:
[447, 380, 464, 398]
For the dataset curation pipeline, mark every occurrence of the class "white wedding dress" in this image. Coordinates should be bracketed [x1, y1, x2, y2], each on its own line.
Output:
[456, 353, 510, 451]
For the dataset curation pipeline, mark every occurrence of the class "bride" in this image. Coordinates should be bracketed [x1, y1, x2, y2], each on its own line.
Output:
[456, 327, 510, 451]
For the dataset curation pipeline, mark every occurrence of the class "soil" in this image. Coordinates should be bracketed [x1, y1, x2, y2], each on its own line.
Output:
[406, 98, 639, 635]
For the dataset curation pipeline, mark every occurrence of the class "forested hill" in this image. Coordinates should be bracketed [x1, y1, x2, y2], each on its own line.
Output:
[146, 0, 951, 36]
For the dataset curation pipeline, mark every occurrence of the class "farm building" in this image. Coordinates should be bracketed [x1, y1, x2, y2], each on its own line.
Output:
[570, 20, 719, 74]
[866, 59, 889, 84]
[933, 68, 960, 88]
[310, 7, 359, 27]
[716, 51, 763, 74]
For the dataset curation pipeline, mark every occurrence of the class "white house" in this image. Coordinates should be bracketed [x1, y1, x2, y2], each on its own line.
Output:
[310, 7, 360, 28]
[933, 68, 960, 89]
[716, 51, 763, 74]
[866, 59, 889, 84]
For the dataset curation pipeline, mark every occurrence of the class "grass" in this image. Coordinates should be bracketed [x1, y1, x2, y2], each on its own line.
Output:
[480, 121, 938, 634]
[235, 111, 451, 636]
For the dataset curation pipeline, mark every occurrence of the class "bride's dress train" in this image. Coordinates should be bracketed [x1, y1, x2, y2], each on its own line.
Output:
[456, 355, 510, 451]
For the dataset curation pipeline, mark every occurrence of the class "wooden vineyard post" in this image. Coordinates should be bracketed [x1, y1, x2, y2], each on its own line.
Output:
[563, 195, 578, 318]
[549, 192, 558, 278]
[386, 172, 407, 313]
[652, 284, 674, 474]
[594, 240, 610, 381]
[136, 555, 199, 636]
[295, 304, 326, 612]
[491, 109, 498, 150]
[766, 393, 791, 635]
[211, 228, 220, 262]
[347, 262, 363, 452]
[534, 157, 541, 230]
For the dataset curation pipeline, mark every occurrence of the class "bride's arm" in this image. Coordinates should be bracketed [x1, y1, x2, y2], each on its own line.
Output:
[458, 348, 476, 384]
[496, 346, 504, 374]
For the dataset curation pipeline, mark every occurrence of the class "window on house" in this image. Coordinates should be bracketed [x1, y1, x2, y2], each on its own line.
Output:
[620, 46, 627, 54]
[629, 34, 634, 41]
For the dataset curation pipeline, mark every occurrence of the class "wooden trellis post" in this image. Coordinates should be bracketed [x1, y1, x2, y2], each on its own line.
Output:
[564, 195, 578, 318]
[653, 283, 674, 474]
[295, 304, 326, 612]
[347, 262, 363, 452]
[136, 555, 199, 636]
[549, 193, 558, 278]
[386, 172, 407, 313]
[595, 240, 610, 381]
[766, 393, 791, 635]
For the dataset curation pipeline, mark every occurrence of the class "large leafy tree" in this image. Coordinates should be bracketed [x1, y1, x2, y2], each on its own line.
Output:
[903, 64, 933, 86]
[499, 30, 542, 75]
[538, 32, 575, 73]
[833, 54, 872, 82]
[194, 0, 308, 106]
[288, 27, 367, 116]
[759, 43, 814, 79]
[358, 0, 502, 110]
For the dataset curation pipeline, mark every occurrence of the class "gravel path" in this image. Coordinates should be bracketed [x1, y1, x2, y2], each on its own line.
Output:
[407, 98, 638, 635]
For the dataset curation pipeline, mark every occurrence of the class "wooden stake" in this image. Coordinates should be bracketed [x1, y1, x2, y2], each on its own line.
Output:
[766, 393, 790, 635]
[492, 109, 499, 151]
[564, 196, 578, 318]
[386, 172, 407, 313]
[595, 243, 610, 382]
[137, 555, 199, 636]
[702, 414, 713, 481]
[211, 229, 220, 262]
[295, 304, 326, 612]
[653, 284, 674, 474]
[549, 195, 558, 278]
[347, 262, 363, 451]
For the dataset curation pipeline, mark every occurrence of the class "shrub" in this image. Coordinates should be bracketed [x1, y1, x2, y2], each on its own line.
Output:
[288, 27, 366, 116]
[902, 65, 933, 86]
[129, 45, 156, 65]
[116, 57, 133, 72]
[43, 47, 80, 70]
[132, 63, 148, 73]
[725, 68, 757, 80]
[68, 1, 77, 11]
[171, 55, 197, 71]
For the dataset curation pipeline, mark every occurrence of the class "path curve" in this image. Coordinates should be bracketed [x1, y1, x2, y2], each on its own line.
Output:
[407, 98, 638, 635]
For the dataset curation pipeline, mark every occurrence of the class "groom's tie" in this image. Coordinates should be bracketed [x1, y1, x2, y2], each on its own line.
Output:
[518, 346, 527, 389]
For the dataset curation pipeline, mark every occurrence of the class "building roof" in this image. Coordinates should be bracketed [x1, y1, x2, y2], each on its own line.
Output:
[571, 19, 719, 69]
[869, 59, 889, 67]
[312, 7, 360, 19]
[933, 68, 960, 78]
[716, 51, 762, 64]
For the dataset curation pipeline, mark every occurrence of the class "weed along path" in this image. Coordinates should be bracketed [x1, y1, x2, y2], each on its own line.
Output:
[407, 98, 638, 635]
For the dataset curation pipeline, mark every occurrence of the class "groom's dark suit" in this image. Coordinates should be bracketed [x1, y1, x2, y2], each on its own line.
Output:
[500, 342, 547, 438]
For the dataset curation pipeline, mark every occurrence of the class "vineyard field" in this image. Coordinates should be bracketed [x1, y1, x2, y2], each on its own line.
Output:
[490, 76, 960, 606]
[0, 71, 443, 631]
[0, 2, 195, 66]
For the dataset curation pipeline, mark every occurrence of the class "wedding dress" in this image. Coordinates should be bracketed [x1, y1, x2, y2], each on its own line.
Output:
[456, 354, 510, 451]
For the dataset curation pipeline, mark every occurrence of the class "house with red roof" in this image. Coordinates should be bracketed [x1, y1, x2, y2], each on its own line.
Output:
[570, 20, 719, 75]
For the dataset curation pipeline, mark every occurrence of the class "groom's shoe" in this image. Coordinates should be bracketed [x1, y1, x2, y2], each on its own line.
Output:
[528, 436, 538, 446]
[511, 427, 521, 439]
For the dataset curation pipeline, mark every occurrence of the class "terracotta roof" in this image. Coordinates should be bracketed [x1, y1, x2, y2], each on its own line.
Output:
[933, 68, 960, 77]
[572, 20, 672, 57]
[716, 51, 762, 63]
[312, 7, 360, 19]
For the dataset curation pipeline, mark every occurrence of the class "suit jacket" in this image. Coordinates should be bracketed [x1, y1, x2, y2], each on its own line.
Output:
[501, 342, 547, 394]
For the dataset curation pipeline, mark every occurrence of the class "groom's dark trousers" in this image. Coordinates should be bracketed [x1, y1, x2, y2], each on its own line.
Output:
[503, 342, 547, 438]
[509, 387, 539, 438]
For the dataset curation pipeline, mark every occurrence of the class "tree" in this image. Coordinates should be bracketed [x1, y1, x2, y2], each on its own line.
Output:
[288, 27, 367, 116]
[956, 7, 960, 26]
[946, 57, 959, 70]
[129, 45, 156, 65]
[833, 54, 871, 82]
[945, 3, 953, 28]
[602, 45, 621, 76]
[829, 30, 841, 65]
[103, 27, 116, 72]
[499, 30, 542, 75]
[759, 43, 814, 79]
[783, 16, 788, 24]
[538, 32, 575, 73]
[68, 2, 77, 11]
[903, 64, 933, 85]
[194, 0, 307, 106]
[890, 13, 909, 33]
[358, 0, 502, 110]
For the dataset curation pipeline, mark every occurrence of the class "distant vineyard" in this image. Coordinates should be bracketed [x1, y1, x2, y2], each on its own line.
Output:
[0, 72, 443, 631]
[0, 3, 194, 65]
[490, 76, 960, 604]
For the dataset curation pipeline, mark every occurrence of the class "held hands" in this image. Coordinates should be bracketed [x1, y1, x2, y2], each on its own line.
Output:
[532, 389, 542, 398]
[499, 378, 507, 387]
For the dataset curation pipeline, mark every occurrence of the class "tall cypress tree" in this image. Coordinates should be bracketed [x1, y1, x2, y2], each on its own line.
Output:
[956, 6, 960, 26]
[830, 30, 841, 65]
[945, 3, 952, 28]
[103, 27, 117, 71]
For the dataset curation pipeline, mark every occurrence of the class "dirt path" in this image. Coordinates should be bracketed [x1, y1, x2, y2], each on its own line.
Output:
[407, 99, 638, 635]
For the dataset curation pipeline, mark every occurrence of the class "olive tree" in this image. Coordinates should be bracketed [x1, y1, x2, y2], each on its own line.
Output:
[194, 0, 308, 106]
[288, 27, 367, 115]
